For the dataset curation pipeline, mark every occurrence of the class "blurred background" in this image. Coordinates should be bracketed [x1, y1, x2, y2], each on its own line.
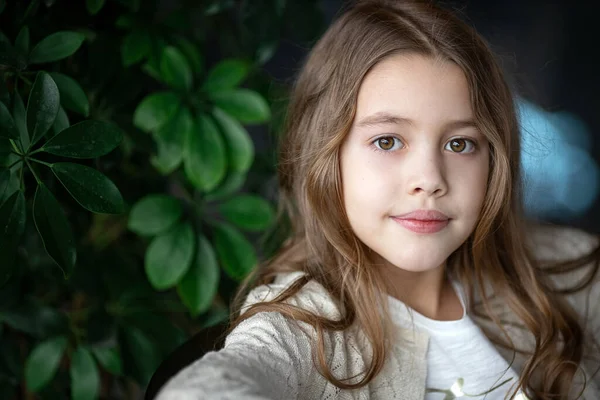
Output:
[0, 0, 598, 399]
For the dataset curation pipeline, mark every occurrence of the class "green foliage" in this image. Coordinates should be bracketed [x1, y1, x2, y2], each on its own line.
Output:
[51, 162, 125, 214]
[70, 346, 100, 400]
[29, 32, 86, 64]
[0, 0, 325, 398]
[128, 194, 183, 236]
[145, 222, 195, 290]
[26, 71, 60, 147]
[0, 102, 20, 140]
[219, 194, 275, 231]
[213, 222, 257, 281]
[184, 114, 227, 192]
[49, 72, 90, 116]
[177, 235, 220, 316]
[25, 336, 68, 392]
[209, 89, 271, 124]
[33, 183, 76, 277]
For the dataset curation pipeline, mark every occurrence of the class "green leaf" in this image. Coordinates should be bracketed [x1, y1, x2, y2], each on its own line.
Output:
[171, 36, 203, 75]
[48, 73, 90, 116]
[159, 46, 192, 91]
[24, 336, 67, 393]
[86, 0, 106, 15]
[0, 190, 25, 284]
[219, 194, 274, 232]
[213, 222, 256, 281]
[52, 106, 70, 135]
[13, 92, 28, 150]
[52, 162, 125, 214]
[29, 31, 85, 64]
[26, 71, 60, 147]
[177, 235, 220, 316]
[202, 59, 250, 93]
[205, 171, 246, 202]
[0, 102, 20, 140]
[150, 108, 191, 174]
[70, 346, 100, 400]
[15, 26, 29, 56]
[212, 107, 254, 173]
[121, 312, 185, 359]
[0, 30, 9, 45]
[0, 303, 68, 339]
[0, 77, 9, 106]
[33, 184, 76, 277]
[128, 194, 182, 236]
[145, 222, 194, 290]
[119, 325, 161, 386]
[115, 15, 134, 29]
[133, 92, 180, 132]
[256, 40, 278, 65]
[151, 134, 182, 174]
[0, 168, 18, 204]
[184, 114, 227, 192]
[210, 89, 270, 124]
[121, 30, 151, 67]
[42, 120, 123, 158]
[0, 169, 14, 201]
[91, 347, 121, 376]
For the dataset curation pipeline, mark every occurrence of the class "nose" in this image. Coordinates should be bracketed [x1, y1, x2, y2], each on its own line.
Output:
[406, 151, 448, 197]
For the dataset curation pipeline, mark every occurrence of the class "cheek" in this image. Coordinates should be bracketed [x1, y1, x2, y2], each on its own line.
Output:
[340, 148, 392, 211]
[451, 156, 489, 207]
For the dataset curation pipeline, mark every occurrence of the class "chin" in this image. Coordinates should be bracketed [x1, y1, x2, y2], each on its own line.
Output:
[377, 253, 449, 274]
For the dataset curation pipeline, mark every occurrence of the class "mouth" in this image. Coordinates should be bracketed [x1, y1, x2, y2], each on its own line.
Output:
[390, 209, 450, 234]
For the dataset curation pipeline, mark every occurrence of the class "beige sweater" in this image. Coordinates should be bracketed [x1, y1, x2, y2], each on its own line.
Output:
[157, 225, 600, 399]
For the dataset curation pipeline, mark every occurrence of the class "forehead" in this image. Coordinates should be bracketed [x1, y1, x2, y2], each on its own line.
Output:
[353, 54, 474, 127]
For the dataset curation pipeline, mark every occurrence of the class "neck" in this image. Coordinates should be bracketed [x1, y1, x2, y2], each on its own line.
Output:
[378, 259, 463, 321]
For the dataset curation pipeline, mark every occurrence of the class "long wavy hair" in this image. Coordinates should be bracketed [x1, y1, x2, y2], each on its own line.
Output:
[229, 0, 600, 398]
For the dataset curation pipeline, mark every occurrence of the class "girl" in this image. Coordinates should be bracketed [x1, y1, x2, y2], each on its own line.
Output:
[158, 0, 600, 398]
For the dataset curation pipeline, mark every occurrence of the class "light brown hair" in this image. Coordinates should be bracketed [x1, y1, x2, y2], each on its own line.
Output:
[230, 0, 600, 398]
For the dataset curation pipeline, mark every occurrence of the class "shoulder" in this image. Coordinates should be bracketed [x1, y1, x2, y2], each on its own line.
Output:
[526, 222, 599, 263]
[226, 271, 342, 352]
[526, 223, 600, 337]
[526, 223, 599, 291]
[241, 271, 342, 320]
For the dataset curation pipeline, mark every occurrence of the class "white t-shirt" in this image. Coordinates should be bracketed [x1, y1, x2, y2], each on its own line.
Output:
[387, 283, 526, 400]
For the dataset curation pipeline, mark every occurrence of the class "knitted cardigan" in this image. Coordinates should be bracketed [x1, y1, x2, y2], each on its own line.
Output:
[157, 225, 600, 399]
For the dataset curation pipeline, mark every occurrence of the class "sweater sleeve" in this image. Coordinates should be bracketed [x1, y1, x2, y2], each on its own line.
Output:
[155, 310, 313, 400]
[155, 273, 324, 400]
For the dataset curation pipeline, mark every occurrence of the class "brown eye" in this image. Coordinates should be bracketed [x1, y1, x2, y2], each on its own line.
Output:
[445, 138, 475, 153]
[374, 136, 402, 151]
[450, 139, 465, 152]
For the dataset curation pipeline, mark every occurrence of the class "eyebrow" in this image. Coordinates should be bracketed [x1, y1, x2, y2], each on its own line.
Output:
[354, 111, 478, 131]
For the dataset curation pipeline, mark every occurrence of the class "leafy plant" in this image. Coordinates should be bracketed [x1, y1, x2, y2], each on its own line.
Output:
[0, 0, 324, 399]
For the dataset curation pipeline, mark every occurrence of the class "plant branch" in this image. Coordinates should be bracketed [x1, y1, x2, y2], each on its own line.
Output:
[27, 157, 53, 168]
[27, 147, 45, 156]
[9, 139, 22, 155]
[19, 162, 24, 191]
[17, 74, 32, 86]
[24, 159, 42, 184]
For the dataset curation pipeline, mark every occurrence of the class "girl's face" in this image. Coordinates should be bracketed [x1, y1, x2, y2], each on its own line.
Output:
[340, 54, 489, 274]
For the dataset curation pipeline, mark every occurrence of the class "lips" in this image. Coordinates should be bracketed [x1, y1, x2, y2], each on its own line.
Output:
[390, 209, 450, 234]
